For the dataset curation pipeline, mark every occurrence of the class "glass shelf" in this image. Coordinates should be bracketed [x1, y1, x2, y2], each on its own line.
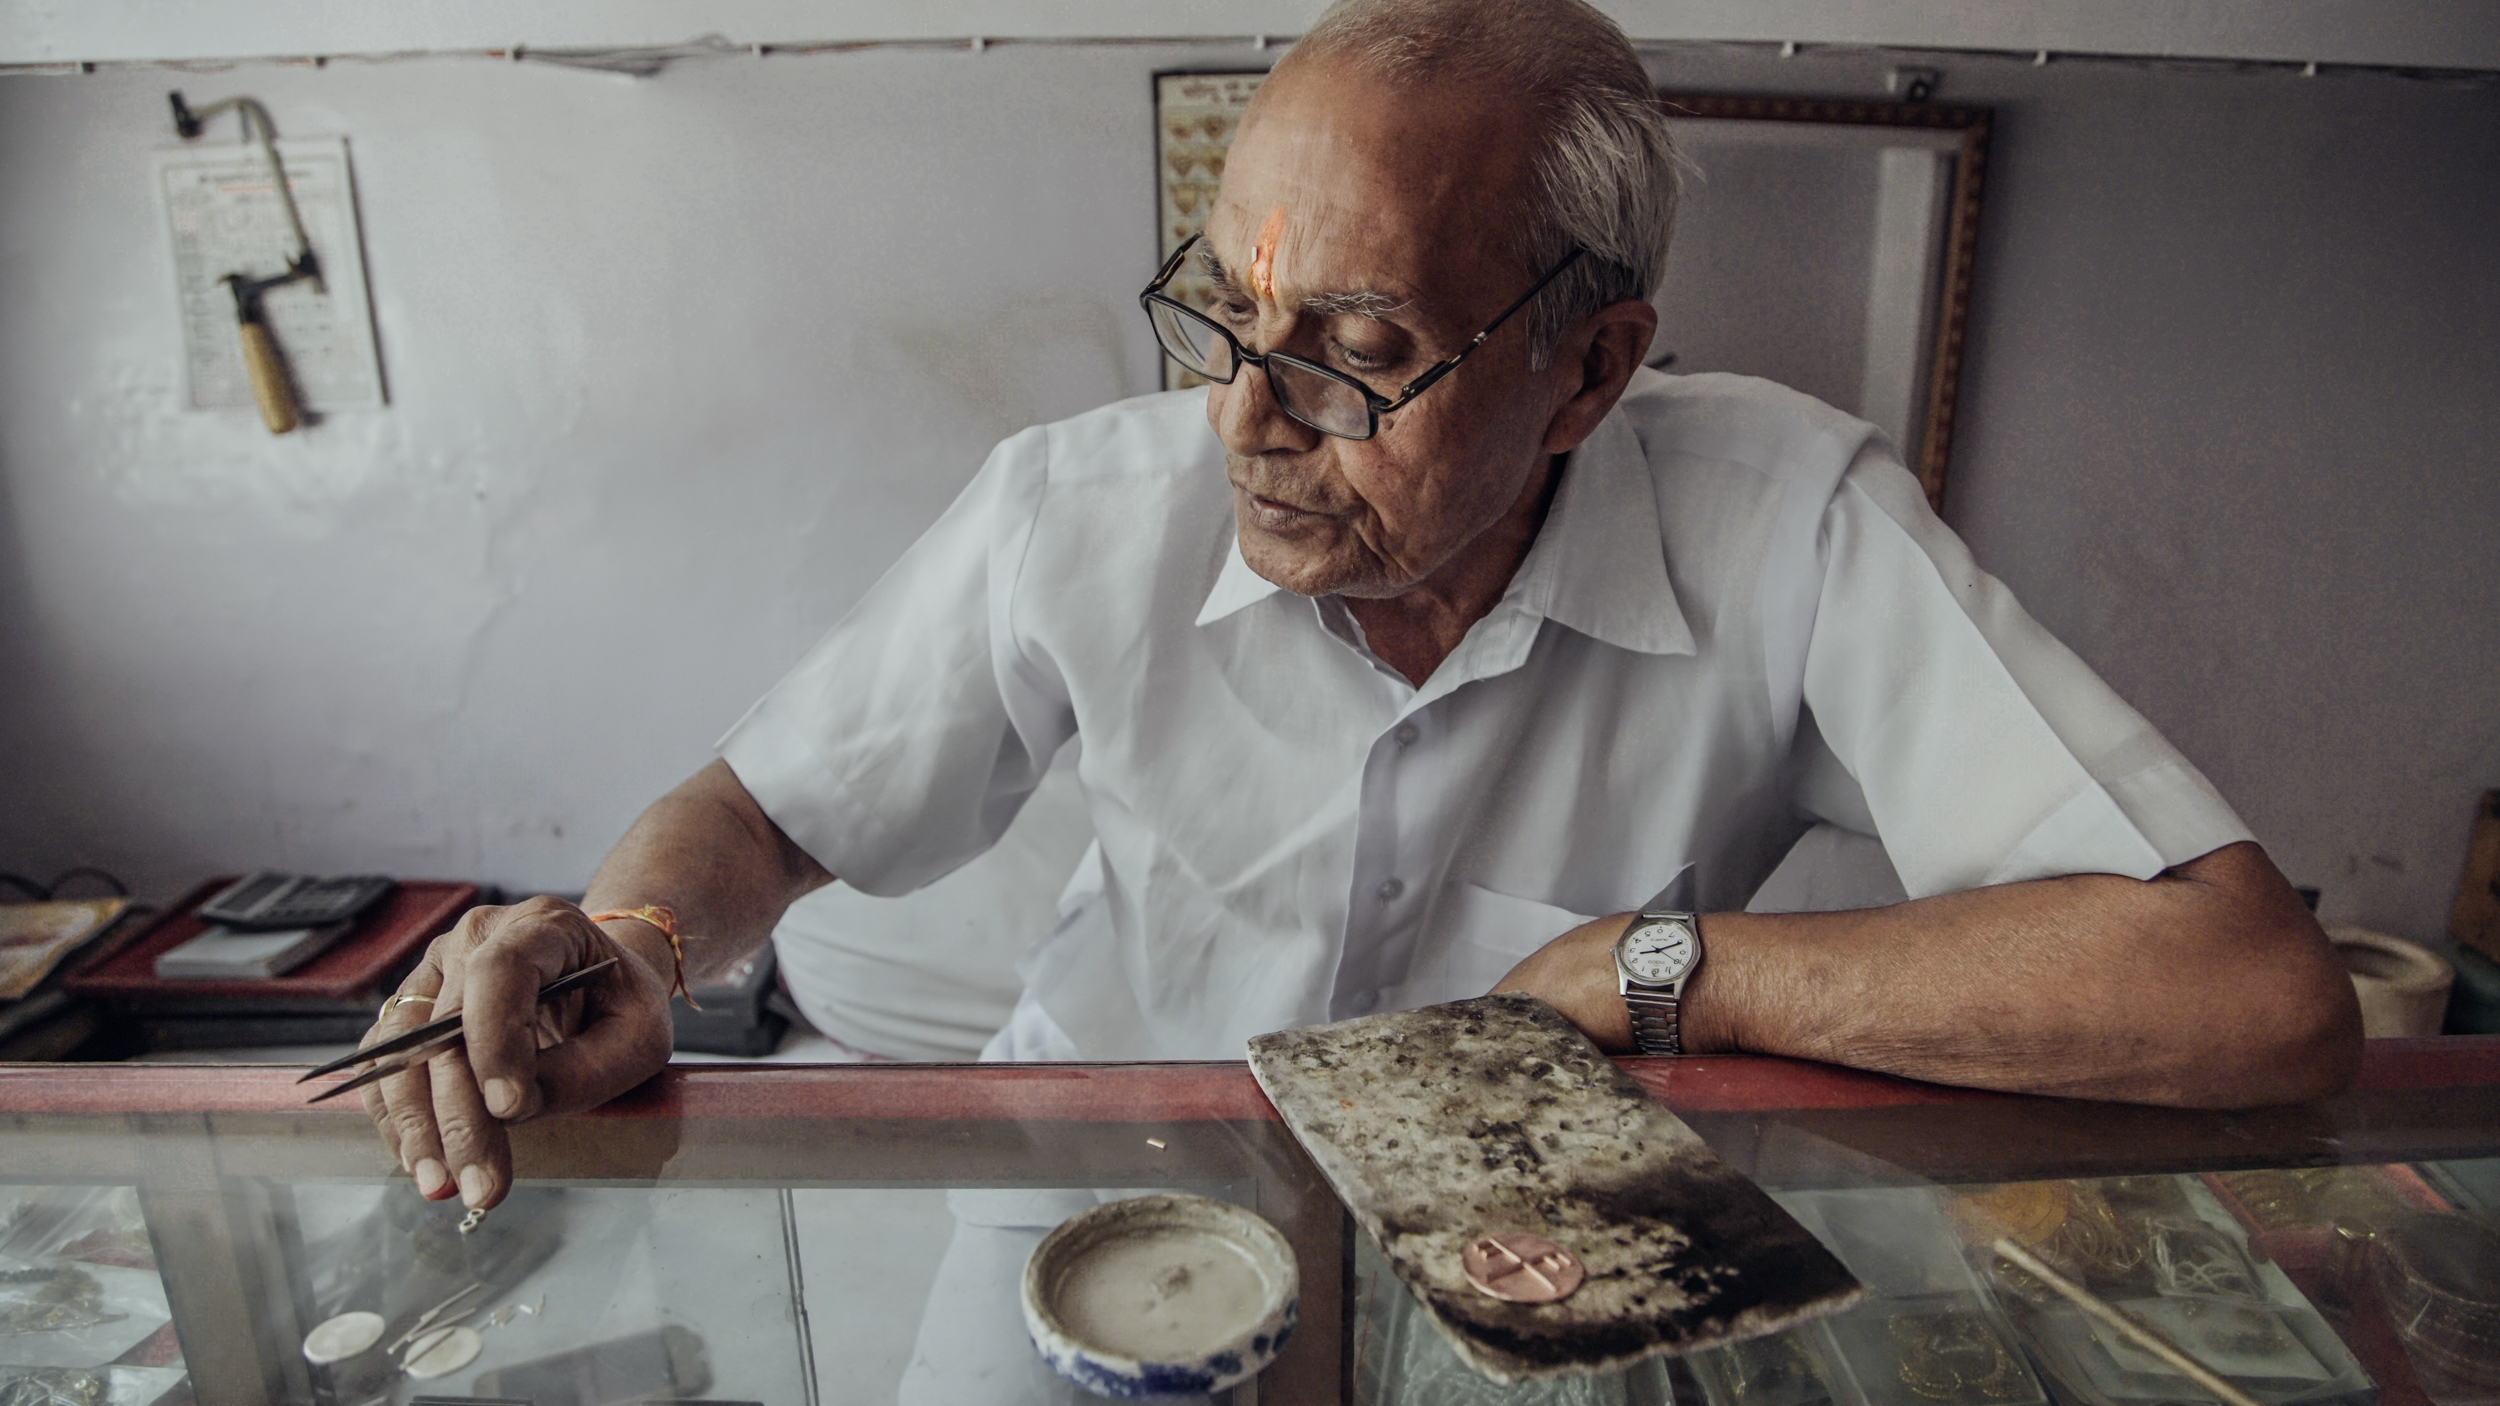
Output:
[2, 1038, 2494, 1405]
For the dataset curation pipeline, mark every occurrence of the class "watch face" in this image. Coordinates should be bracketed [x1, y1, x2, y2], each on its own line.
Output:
[1619, 919, 1696, 985]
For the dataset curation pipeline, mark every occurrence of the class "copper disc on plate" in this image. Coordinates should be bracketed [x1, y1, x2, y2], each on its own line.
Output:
[1461, 1232, 1584, 1303]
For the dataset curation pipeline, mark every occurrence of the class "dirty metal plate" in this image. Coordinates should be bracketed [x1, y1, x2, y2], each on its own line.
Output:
[1248, 993, 1860, 1383]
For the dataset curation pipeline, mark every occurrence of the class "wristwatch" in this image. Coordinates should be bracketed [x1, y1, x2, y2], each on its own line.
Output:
[1613, 910, 1701, 1056]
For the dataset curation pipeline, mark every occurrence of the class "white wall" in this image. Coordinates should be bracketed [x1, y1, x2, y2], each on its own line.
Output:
[2, 41, 2494, 951]
[0, 46, 1170, 896]
[1937, 55, 2500, 944]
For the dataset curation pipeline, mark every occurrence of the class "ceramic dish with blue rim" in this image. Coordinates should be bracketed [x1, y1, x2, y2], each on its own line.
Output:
[1022, 1193, 1300, 1399]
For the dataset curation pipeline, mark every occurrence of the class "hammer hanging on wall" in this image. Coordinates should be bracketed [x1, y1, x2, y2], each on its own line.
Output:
[170, 91, 322, 434]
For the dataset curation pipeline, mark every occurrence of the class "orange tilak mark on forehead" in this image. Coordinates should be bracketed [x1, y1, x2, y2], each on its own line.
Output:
[1249, 204, 1288, 301]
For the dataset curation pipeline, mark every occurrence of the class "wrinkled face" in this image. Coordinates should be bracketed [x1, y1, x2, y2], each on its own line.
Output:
[1205, 60, 1571, 599]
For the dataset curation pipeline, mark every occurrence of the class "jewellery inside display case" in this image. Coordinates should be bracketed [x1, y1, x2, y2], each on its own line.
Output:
[1962, 1176, 2373, 1406]
[6, 1053, 2496, 1406]
[1685, 1176, 2400, 1406]
[1708, 1326, 1838, 1406]
[1885, 1308, 2028, 1403]
[0, 1186, 185, 1406]
[264, 1179, 819, 1403]
[1689, 1188, 2047, 1406]
[2370, 1210, 2500, 1392]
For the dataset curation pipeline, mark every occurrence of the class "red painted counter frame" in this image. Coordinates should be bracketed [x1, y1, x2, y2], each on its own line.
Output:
[11, 1034, 2493, 1120]
[4, 1038, 2497, 1405]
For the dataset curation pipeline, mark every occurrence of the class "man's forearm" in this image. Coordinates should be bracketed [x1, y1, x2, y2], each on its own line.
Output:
[1502, 841, 2362, 1108]
[579, 758, 834, 988]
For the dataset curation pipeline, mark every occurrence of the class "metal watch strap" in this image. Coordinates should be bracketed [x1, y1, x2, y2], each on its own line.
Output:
[1618, 909, 1696, 1057]
[1623, 991, 1683, 1056]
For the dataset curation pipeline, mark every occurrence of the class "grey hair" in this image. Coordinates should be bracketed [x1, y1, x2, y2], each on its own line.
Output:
[1304, 288, 1410, 319]
[1283, 0, 1679, 369]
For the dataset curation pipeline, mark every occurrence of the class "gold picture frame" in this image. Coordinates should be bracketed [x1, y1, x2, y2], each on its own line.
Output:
[1154, 70, 1270, 391]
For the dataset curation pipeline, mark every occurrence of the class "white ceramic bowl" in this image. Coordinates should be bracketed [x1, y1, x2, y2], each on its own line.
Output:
[1022, 1193, 1300, 1399]
[2329, 925, 2454, 1037]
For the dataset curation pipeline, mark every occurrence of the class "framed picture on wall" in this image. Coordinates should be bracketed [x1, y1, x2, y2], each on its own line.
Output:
[1148, 79, 1990, 512]
[1154, 70, 1269, 391]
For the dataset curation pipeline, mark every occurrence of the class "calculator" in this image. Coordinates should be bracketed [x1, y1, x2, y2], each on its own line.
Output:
[195, 872, 397, 931]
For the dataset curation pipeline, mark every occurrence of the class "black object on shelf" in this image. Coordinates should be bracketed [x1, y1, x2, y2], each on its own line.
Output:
[197, 872, 397, 930]
[669, 943, 786, 1057]
[138, 1012, 379, 1050]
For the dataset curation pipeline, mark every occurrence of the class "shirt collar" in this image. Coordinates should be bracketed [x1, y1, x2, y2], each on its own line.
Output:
[1194, 398, 1694, 657]
[1503, 399, 1696, 657]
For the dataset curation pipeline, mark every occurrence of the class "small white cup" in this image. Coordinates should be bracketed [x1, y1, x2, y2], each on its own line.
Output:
[2328, 926, 2453, 1038]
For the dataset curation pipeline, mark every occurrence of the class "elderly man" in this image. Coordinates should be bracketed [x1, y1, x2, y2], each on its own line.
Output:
[363, 0, 2358, 1227]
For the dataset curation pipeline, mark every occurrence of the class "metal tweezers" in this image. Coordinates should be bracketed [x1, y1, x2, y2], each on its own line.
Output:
[296, 957, 620, 1103]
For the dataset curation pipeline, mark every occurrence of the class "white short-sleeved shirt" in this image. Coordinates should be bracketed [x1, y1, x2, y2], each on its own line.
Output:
[720, 371, 2251, 1062]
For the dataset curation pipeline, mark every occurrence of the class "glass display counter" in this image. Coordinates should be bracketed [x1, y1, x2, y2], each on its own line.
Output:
[3, 1037, 2495, 1406]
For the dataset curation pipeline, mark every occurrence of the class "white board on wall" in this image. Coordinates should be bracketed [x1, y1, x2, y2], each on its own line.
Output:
[153, 137, 384, 414]
[1654, 119, 1961, 460]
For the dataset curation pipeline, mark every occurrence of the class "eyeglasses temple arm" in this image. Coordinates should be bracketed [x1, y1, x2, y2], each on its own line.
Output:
[1380, 246, 1589, 412]
[1145, 232, 1201, 296]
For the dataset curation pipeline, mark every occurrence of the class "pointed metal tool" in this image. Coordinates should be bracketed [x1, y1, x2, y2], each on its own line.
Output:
[298, 958, 621, 1103]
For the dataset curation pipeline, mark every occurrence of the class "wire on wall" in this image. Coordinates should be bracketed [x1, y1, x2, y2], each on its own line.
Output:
[2, 31, 2492, 87]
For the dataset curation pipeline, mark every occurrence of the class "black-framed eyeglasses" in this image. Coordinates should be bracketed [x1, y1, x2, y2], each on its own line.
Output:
[1139, 233, 1585, 441]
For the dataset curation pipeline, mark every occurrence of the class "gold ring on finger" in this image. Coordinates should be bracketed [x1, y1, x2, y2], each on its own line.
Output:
[381, 994, 435, 1018]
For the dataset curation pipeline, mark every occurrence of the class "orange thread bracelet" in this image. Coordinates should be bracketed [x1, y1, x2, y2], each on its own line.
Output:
[584, 905, 700, 1009]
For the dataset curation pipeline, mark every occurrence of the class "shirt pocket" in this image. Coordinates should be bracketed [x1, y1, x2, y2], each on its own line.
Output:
[1380, 883, 1607, 1012]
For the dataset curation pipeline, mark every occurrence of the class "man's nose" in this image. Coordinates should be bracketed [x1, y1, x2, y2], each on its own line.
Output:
[1210, 360, 1320, 458]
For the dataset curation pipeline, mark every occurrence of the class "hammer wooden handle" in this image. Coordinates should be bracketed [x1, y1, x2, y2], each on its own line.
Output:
[237, 321, 299, 434]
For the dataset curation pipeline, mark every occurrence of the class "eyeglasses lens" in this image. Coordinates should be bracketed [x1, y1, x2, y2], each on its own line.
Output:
[1149, 299, 1376, 440]
[1150, 303, 1235, 381]
[1267, 362, 1374, 439]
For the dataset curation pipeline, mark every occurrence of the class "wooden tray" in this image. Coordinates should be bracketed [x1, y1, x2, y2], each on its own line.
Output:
[64, 877, 478, 1013]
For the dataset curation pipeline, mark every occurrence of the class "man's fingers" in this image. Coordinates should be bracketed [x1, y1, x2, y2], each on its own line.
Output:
[357, 1016, 409, 1168]
[360, 959, 450, 1183]
[529, 1000, 676, 1118]
[361, 1082, 398, 1168]
[376, 1052, 452, 1198]
[430, 1045, 513, 1211]
[459, 898, 603, 1121]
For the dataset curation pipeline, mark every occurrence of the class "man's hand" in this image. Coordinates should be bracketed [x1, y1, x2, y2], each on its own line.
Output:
[1494, 841, 2364, 1108]
[1492, 914, 1642, 1052]
[360, 897, 675, 1211]
[354, 759, 834, 1210]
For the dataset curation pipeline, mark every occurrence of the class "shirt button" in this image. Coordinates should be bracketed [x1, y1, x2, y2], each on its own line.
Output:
[1394, 723, 1419, 746]
[1376, 877, 1405, 902]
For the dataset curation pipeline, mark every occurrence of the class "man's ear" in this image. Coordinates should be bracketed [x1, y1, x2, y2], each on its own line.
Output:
[1540, 299, 1658, 456]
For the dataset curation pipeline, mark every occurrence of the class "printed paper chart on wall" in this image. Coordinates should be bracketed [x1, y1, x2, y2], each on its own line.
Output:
[1155, 71, 1264, 391]
[154, 136, 384, 414]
